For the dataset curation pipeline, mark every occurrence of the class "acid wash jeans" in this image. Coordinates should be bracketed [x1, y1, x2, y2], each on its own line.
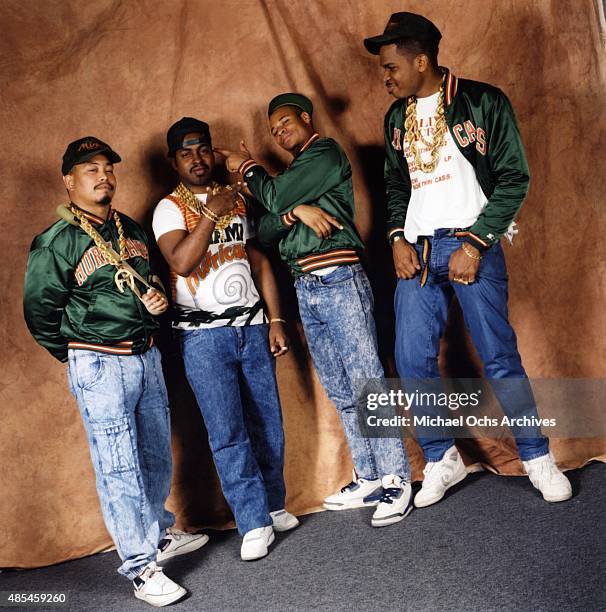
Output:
[395, 230, 549, 462]
[295, 263, 411, 482]
[180, 323, 286, 536]
[67, 346, 174, 580]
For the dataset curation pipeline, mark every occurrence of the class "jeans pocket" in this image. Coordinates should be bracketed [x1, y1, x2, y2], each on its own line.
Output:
[74, 352, 106, 390]
[319, 265, 354, 285]
[91, 417, 135, 475]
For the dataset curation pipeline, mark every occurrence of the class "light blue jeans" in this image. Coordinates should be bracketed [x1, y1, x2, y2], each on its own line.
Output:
[67, 347, 174, 580]
[295, 264, 411, 482]
[180, 324, 286, 536]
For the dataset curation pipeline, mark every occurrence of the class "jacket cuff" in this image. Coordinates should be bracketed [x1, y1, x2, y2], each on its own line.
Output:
[455, 230, 492, 252]
[238, 159, 260, 176]
[281, 210, 298, 227]
[387, 227, 405, 245]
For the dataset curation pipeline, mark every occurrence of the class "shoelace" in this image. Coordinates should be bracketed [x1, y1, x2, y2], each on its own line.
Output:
[340, 480, 357, 494]
[377, 487, 401, 504]
[138, 564, 168, 586]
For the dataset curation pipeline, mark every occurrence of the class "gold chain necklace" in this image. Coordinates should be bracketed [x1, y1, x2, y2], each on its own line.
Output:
[69, 205, 142, 297]
[404, 79, 447, 173]
[174, 182, 235, 243]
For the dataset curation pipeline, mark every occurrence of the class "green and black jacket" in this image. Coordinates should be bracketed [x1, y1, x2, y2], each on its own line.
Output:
[23, 206, 158, 362]
[385, 69, 530, 251]
[240, 134, 364, 276]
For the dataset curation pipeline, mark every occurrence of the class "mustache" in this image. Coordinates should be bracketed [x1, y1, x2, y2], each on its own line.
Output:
[95, 183, 114, 190]
[191, 163, 209, 171]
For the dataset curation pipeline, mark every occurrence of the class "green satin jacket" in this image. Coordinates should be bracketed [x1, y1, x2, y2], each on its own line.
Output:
[384, 69, 530, 250]
[23, 207, 158, 362]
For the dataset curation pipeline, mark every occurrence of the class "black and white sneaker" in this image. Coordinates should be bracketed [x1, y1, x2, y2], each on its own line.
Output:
[133, 562, 186, 607]
[156, 527, 209, 563]
[323, 470, 383, 510]
[371, 475, 413, 527]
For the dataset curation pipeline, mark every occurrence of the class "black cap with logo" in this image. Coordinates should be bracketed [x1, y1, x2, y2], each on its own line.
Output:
[364, 12, 442, 55]
[61, 137, 121, 175]
[166, 117, 212, 158]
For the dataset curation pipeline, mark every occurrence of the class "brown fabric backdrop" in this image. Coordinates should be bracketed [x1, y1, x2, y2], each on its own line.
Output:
[1, 0, 604, 569]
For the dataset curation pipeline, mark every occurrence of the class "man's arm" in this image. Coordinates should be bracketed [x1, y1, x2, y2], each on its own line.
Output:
[154, 190, 240, 277]
[245, 238, 289, 357]
[461, 91, 530, 251]
[238, 141, 349, 215]
[23, 247, 71, 362]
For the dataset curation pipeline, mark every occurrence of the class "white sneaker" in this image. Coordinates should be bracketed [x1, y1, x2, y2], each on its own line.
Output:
[371, 475, 413, 527]
[240, 526, 275, 561]
[133, 562, 186, 607]
[156, 527, 209, 562]
[414, 445, 467, 508]
[323, 470, 383, 510]
[270, 509, 300, 532]
[523, 452, 572, 502]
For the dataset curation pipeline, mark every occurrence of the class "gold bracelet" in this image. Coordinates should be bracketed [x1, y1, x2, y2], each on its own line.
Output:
[461, 242, 482, 260]
[270, 318, 286, 324]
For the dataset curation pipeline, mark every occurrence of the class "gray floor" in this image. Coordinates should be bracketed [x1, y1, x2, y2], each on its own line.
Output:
[2, 463, 604, 612]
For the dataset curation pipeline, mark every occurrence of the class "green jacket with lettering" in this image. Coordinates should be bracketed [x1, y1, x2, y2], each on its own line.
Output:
[384, 69, 530, 250]
[23, 206, 159, 362]
[245, 134, 365, 276]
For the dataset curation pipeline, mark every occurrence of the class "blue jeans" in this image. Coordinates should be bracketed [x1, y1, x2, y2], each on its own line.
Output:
[394, 231, 549, 462]
[295, 264, 411, 481]
[67, 347, 174, 580]
[180, 324, 286, 536]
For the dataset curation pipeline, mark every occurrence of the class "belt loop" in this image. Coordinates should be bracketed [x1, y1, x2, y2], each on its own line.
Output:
[419, 238, 430, 287]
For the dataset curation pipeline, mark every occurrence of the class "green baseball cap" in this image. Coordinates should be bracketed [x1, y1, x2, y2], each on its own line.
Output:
[268, 93, 313, 117]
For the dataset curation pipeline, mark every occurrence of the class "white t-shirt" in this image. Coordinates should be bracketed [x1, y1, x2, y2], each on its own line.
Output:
[403, 91, 487, 243]
[152, 193, 265, 329]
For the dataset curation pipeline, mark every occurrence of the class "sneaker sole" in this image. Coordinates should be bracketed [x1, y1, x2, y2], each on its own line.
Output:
[241, 531, 275, 561]
[134, 586, 187, 607]
[323, 499, 380, 511]
[156, 534, 210, 562]
[414, 469, 468, 508]
[371, 503, 414, 527]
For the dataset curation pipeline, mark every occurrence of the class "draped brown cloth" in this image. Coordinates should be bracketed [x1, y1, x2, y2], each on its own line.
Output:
[1, 0, 605, 569]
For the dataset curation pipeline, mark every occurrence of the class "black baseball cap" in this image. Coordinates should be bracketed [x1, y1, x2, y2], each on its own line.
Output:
[61, 137, 121, 175]
[268, 93, 313, 118]
[166, 117, 212, 157]
[364, 12, 442, 55]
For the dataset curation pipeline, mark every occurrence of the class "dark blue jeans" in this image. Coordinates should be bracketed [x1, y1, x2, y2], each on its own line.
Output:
[394, 231, 549, 462]
[180, 324, 286, 535]
[295, 264, 411, 481]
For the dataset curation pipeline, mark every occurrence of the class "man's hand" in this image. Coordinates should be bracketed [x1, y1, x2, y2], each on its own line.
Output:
[393, 239, 420, 279]
[269, 321, 289, 357]
[293, 204, 343, 239]
[141, 288, 168, 315]
[214, 141, 252, 173]
[206, 182, 246, 216]
[448, 244, 481, 284]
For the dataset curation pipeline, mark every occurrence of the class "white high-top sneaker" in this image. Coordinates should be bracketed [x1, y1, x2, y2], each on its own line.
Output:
[323, 470, 383, 510]
[133, 562, 186, 607]
[371, 474, 413, 527]
[414, 445, 467, 508]
[156, 527, 209, 562]
[523, 452, 572, 502]
[240, 526, 275, 561]
[270, 509, 300, 532]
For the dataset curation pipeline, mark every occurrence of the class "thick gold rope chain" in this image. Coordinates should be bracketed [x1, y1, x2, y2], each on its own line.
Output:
[174, 182, 235, 243]
[404, 78, 447, 173]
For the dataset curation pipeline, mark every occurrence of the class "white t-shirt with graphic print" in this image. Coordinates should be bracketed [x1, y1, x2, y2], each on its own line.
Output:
[152, 192, 265, 329]
[403, 91, 487, 243]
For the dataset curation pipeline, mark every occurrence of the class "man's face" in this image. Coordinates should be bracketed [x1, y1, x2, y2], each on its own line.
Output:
[269, 107, 313, 153]
[379, 44, 422, 99]
[172, 132, 215, 188]
[63, 154, 116, 206]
